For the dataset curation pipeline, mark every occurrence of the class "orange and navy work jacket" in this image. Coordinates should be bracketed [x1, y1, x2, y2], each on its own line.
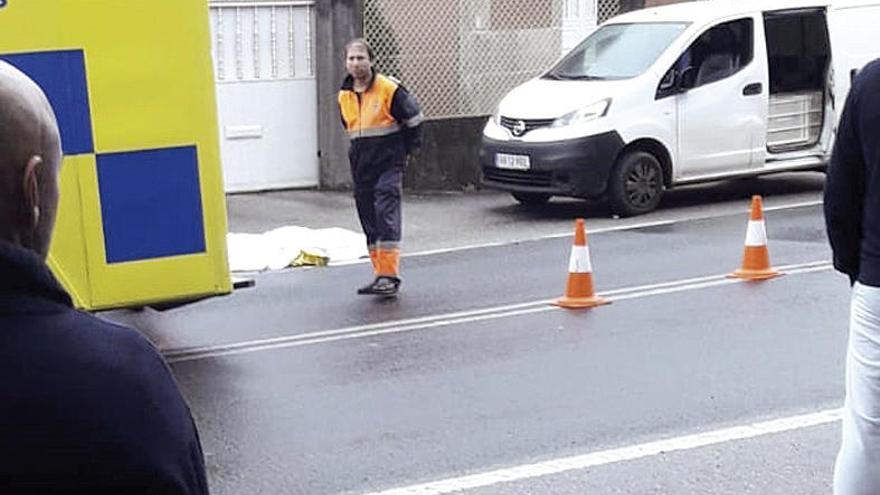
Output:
[338, 72, 423, 184]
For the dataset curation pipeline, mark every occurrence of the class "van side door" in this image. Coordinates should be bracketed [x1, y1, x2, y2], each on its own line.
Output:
[671, 16, 769, 178]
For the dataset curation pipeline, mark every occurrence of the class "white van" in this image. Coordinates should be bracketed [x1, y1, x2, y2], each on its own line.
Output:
[479, 0, 880, 216]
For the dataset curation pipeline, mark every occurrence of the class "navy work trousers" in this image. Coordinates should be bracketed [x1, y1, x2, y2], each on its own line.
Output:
[354, 166, 402, 247]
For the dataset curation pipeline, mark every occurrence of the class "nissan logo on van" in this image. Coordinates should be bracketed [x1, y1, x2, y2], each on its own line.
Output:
[511, 120, 526, 137]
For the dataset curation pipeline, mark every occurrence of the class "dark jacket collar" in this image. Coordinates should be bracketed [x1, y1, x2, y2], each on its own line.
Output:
[341, 70, 378, 92]
[0, 241, 72, 306]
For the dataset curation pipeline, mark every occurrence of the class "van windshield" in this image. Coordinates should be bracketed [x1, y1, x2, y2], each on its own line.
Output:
[544, 22, 689, 80]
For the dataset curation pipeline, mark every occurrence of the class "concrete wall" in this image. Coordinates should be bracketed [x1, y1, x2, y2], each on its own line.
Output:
[315, 0, 362, 189]
[619, 0, 646, 13]
[405, 117, 487, 191]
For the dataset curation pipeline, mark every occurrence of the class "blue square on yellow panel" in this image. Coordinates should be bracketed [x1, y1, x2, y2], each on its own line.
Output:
[96, 146, 206, 264]
[0, 50, 94, 155]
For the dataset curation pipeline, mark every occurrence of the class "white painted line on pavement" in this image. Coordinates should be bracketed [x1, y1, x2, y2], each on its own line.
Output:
[392, 200, 824, 260]
[167, 294, 563, 354]
[165, 260, 832, 363]
[361, 408, 842, 495]
[763, 199, 823, 212]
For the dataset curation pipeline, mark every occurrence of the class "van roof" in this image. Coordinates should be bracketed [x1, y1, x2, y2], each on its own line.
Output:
[608, 0, 878, 26]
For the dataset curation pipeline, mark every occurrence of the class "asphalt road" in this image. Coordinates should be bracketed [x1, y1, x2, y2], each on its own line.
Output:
[105, 176, 848, 494]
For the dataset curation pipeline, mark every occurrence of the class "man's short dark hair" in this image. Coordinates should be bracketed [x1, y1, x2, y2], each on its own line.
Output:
[345, 38, 374, 61]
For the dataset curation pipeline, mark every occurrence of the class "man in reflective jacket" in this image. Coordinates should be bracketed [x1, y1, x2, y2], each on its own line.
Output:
[338, 38, 423, 296]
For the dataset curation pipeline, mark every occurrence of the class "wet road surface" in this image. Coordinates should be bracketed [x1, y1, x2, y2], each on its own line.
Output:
[108, 189, 848, 494]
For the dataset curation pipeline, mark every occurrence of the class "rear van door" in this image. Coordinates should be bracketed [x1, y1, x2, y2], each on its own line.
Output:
[828, 1, 880, 118]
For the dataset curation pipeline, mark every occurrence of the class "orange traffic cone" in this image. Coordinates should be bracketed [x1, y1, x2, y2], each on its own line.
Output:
[554, 218, 610, 309]
[728, 195, 781, 281]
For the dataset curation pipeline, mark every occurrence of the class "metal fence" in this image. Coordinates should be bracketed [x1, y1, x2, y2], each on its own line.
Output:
[366, 0, 607, 120]
[597, 0, 621, 23]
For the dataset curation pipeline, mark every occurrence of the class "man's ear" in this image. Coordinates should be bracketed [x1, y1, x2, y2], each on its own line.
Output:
[22, 155, 42, 227]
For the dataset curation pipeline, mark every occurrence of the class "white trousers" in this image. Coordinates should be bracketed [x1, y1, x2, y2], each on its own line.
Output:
[835, 282, 880, 495]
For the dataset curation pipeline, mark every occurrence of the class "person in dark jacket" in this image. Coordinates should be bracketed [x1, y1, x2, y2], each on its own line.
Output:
[824, 58, 880, 495]
[0, 62, 209, 493]
[338, 38, 422, 297]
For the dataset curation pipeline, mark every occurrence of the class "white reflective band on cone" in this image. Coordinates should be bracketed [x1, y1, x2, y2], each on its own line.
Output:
[745, 220, 768, 246]
[568, 246, 592, 273]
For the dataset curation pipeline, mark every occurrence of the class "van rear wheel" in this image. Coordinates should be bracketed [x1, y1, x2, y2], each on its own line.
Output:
[512, 192, 551, 206]
[608, 150, 664, 217]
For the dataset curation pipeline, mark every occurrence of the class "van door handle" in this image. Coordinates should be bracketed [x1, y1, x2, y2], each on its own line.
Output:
[742, 82, 763, 96]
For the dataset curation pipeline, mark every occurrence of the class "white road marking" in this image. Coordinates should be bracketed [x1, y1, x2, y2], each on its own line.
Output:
[164, 260, 832, 363]
[357, 199, 823, 262]
[762, 199, 824, 212]
[360, 408, 842, 495]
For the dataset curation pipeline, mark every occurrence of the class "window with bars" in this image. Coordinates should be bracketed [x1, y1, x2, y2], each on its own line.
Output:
[208, 0, 315, 82]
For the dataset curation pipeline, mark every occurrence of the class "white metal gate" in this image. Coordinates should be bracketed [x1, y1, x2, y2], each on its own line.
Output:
[209, 0, 318, 193]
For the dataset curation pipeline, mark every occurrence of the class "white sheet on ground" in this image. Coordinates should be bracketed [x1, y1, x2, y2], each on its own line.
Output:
[227, 226, 368, 272]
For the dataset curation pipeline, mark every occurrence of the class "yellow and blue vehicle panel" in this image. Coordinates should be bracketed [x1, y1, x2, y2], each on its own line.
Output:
[0, 1, 231, 310]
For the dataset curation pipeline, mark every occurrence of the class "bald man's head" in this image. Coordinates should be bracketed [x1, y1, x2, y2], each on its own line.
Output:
[0, 61, 62, 258]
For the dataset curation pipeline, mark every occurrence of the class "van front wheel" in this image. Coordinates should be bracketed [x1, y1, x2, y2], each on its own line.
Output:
[608, 151, 664, 217]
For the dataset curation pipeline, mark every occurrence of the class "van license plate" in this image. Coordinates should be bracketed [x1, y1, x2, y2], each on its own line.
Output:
[496, 153, 530, 170]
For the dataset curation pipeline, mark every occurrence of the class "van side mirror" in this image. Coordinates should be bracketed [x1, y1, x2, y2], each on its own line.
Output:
[680, 67, 698, 89]
[659, 69, 677, 91]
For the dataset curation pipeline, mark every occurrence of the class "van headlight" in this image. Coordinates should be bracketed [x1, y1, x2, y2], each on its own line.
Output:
[491, 107, 502, 126]
[552, 99, 611, 128]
